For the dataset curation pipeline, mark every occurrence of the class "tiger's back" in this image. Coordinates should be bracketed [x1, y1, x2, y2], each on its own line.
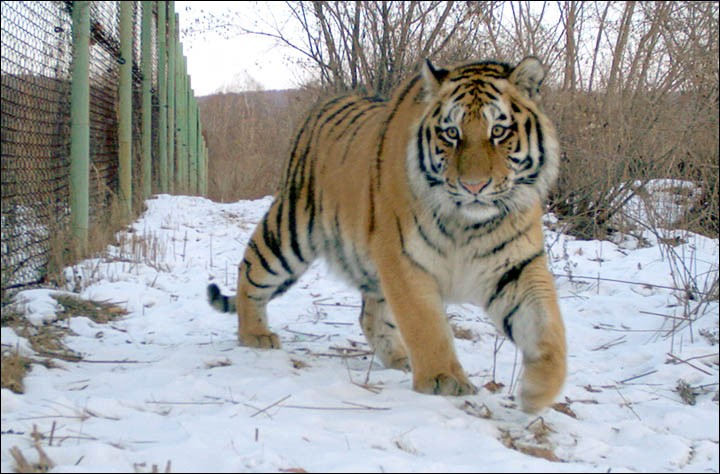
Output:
[208, 57, 566, 413]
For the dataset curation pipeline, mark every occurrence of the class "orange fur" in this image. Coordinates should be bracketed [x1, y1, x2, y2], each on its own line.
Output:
[208, 57, 566, 412]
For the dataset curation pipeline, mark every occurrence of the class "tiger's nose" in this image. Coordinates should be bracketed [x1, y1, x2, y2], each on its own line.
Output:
[459, 178, 491, 195]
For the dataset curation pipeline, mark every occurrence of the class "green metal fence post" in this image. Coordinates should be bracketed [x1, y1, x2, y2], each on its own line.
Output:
[182, 54, 189, 192]
[167, 2, 176, 193]
[204, 141, 209, 197]
[157, 0, 168, 193]
[182, 57, 189, 192]
[118, 1, 133, 217]
[198, 121, 205, 196]
[188, 84, 197, 194]
[141, 1, 152, 199]
[175, 44, 187, 193]
[70, 0, 90, 249]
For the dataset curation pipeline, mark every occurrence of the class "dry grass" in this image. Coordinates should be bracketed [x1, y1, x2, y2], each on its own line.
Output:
[10, 442, 54, 473]
[44, 194, 136, 290]
[451, 322, 477, 340]
[52, 294, 128, 324]
[1, 293, 127, 393]
[1, 349, 32, 394]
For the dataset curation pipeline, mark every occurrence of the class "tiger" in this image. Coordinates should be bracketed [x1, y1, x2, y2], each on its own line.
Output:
[208, 57, 566, 413]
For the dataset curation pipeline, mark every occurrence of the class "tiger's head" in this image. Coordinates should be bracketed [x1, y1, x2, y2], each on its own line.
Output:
[407, 57, 559, 222]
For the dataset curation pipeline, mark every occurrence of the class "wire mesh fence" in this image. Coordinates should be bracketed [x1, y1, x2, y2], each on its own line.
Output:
[1, 1, 207, 302]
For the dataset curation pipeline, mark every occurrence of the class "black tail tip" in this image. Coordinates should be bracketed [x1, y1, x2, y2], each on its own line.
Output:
[207, 283, 221, 303]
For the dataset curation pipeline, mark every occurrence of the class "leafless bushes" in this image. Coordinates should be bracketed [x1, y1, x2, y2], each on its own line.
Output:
[198, 89, 321, 201]
[191, 1, 718, 242]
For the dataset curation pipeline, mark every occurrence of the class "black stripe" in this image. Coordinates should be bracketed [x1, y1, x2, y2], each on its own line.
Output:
[340, 106, 382, 164]
[248, 241, 278, 276]
[486, 81, 502, 96]
[417, 125, 443, 187]
[330, 99, 368, 130]
[262, 212, 293, 274]
[317, 98, 365, 137]
[332, 209, 353, 277]
[417, 126, 429, 175]
[414, 214, 446, 257]
[483, 91, 498, 102]
[337, 103, 383, 139]
[285, 97, 342, 186]
[434, 214, 456, 243]
[286, 183, 305, 264]
[472, 222, 533, 260]
[524, 119, 533, 145]
[502, 303, 520, 342]
[350, 246, 379, 293]
[305, 174, 317, 254]
[284, 96, 347, 188]
[395, 215, 431, 274]
[464, 214, 506, 244]
[488, 251, 544, 307]
[271, 277, 296, 298]
[244, 261, 273, 290]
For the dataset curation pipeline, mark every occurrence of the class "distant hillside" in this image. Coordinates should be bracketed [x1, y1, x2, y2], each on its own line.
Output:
[198, 89, 321, 201]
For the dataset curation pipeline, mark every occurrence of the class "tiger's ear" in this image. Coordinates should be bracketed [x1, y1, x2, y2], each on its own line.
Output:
[509, 56, 545, 99]
[422, 59, 449, 95]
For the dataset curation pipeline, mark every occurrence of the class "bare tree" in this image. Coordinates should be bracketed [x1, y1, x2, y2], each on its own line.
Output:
[559, 1, 580, 91]
[184, 1, 467, 95]
[186, 1, 718, 240]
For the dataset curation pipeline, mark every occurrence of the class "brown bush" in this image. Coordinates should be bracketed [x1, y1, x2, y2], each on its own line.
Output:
[198, 88, 322, 202]
[547, 88, 719, 239]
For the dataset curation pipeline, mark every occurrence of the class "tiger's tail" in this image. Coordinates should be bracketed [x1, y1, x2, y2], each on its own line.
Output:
[207, 284, 236, 313]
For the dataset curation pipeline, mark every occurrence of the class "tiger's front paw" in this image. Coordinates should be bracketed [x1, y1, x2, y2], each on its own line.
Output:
[414, 372, 478, 396]
[519, 350, 566, 413]
[239, 331, 281, 349]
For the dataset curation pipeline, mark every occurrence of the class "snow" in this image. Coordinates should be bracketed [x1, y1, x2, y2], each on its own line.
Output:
[2, 193, 718, 473]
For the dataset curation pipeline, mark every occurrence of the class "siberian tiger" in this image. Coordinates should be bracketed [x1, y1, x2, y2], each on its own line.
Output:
[208, 57, 566, 413]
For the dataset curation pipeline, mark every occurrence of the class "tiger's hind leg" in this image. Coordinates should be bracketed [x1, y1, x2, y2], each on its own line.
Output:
[359, 294, 410, 371]
[233, 198, 314, 348]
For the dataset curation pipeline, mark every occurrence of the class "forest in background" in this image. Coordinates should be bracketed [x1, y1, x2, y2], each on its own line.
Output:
[193, 1, 718, 241]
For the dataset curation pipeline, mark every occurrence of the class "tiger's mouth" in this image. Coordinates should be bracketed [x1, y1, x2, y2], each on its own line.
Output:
[445, 180, 518, 219]
[451, 190, 505, 209]
[447, 177, 514, 202]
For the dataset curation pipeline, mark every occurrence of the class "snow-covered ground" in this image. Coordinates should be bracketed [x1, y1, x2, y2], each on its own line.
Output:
[2, 194, 718, 472]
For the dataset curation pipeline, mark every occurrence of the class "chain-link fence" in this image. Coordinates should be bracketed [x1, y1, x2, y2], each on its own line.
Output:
[1, 1, 207, 302]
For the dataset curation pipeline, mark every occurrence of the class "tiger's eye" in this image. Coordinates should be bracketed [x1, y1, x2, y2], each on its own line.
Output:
[445, 127, 459, 140]
[491, 125, 506, 138]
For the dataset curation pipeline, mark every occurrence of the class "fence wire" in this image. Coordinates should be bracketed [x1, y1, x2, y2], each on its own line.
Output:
[1, 1, 163, 301]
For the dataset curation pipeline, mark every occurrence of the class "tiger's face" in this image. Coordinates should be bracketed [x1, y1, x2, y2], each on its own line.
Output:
[408, 58, 559, 222]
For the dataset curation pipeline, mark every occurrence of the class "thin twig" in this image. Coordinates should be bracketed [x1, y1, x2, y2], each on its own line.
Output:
[282, 404, 389, 411]
[591, 335, 627, 351]
[618, 370, 657, 384]
[250, 394, 291, 418]
[49, 421, 56, 447]
[666, 353, 714, 376]
[614, 387, 641, 421]
[283, 326, 324, 340]
[639, 310, 687, 321]
[146, 400, 224, 405]
[552, 273, 715, 296]
[341, 401, 391, 411]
